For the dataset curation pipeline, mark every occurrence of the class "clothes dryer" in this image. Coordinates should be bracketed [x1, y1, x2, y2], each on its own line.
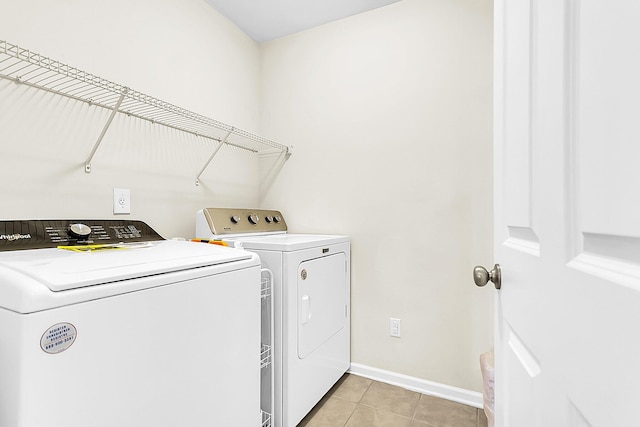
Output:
[196, 208, 350, 427]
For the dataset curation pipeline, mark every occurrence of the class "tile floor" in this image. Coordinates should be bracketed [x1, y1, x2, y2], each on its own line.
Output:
[298, 374, 488, 427]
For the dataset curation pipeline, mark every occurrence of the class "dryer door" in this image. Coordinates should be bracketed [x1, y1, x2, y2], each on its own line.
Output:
[297, 253, 347, 359]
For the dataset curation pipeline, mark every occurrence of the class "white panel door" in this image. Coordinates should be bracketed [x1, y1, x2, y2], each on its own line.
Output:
[492, 0, 640, 425]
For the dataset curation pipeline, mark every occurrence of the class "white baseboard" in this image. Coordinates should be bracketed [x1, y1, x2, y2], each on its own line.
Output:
[348, 363, 483, 409]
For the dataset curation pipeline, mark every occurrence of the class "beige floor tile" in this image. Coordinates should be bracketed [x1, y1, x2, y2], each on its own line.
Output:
[413, 395, 477, 427]
[298, 377, 486, 427]
[359, 381, 420, 418]
[297, 396, 357, 427]
[345, 405, 412, 427]
[330, 374, 373, 403]
[478, 408, 489, 427]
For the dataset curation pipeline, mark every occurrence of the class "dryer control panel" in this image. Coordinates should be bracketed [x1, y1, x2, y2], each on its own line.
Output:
[0, 219, 163, 251]
[197, 208, 287, 236]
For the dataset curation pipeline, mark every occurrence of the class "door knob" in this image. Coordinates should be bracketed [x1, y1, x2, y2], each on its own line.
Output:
[473, 264, 501, 289]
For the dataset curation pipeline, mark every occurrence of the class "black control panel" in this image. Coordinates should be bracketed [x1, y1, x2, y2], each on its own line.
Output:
[0, 220, 164, 251]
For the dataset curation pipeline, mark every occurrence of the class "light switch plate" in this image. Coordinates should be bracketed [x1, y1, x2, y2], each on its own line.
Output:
[113, 188, 131, 215]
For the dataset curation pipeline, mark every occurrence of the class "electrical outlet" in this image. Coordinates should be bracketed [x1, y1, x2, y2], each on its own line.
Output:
[389, 318, 401, 338]
[113, 188, 131, 215]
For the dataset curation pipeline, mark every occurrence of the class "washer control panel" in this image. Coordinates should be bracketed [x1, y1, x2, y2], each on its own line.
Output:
[0, 219, 163, 251]
[198, 208, 287, 236]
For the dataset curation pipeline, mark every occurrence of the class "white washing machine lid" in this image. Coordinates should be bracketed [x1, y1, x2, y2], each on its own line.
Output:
[229, 234, 349, 252]
[0, 240, 252, 291]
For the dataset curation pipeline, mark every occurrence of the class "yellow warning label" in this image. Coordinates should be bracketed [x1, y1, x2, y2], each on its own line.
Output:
[57, 242, 153, 252]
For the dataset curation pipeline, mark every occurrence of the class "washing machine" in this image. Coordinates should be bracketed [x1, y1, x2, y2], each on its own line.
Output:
[196, 208, 350, 427]
[0, 219, 262, 427]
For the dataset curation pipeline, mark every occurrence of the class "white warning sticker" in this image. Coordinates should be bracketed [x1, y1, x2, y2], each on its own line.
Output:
[41, 323, 77, 354]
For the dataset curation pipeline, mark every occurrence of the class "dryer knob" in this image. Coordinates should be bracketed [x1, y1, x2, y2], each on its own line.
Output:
[265, 215, 273, 223]
[248, 214, 260, 225]
[273, 215, 282, 223]
[68, 223, 92, 239]
[231, 215, 241, 224]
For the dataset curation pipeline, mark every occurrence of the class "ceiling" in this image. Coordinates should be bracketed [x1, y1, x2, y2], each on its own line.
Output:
[204, 0, 403, 43]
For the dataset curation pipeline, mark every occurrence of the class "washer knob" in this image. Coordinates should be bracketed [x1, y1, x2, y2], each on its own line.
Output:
[231, 215, 241, 224]
[265, 215, 274, 223]
[68, 223, 92, 239]
[273, 215, 282, 223]
[248, 214, 260, 225]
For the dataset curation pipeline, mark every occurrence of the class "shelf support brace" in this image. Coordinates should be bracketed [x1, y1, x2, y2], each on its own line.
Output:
[195, 129, 233, 186]
[84, 88, 128, 173]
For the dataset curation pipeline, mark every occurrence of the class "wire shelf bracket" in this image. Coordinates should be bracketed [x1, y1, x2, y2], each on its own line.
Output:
[0, 39, 292, 180]
[195, 129, 232, 186]
[85, 89, 128, 173]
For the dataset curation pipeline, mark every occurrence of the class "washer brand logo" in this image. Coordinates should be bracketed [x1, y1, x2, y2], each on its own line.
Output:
[0, 233, 31, 241]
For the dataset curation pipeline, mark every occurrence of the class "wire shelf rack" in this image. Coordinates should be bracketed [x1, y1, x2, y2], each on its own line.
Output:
[261, 275, 272, 300]
[260, 344, 272, 369]
[260, 268, 275, 425]
[0, 40, 291, 183]
[261, 410, 272, 427]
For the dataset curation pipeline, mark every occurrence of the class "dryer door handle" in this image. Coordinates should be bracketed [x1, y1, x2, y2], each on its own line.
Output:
[301, 295, 312, 324]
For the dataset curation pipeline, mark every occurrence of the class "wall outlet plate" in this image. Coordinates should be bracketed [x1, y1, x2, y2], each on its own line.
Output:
[113, 188, 131, 215]
[390, 318, 401, 338]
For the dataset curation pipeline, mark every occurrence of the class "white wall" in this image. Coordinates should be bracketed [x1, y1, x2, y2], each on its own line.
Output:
[1, 0, 494, 394]
[259, 0, 494, 391]
[0, 0, 261, 239]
